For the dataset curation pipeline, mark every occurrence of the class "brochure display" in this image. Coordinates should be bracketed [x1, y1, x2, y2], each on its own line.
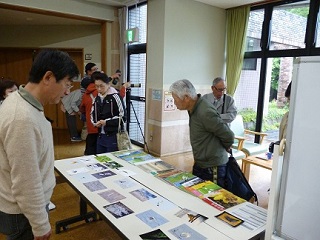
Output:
[54, 149, 267, 239]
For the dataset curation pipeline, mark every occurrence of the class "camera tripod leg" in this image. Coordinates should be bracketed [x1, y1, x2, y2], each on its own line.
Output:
[129, 101, 150, 153]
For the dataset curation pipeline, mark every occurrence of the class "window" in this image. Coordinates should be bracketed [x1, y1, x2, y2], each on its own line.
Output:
[242, 58, 257, 70]
[245, 9, 264, 52]
[270, 1, 309, 50]
[240, 0, 320, 144]
[127, 2, 147, 147]
[316, 5, 320, 47]
[128, 4, 147, 44]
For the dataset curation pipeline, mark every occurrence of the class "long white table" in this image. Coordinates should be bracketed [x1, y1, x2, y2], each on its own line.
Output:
[54, 152, 266, 240]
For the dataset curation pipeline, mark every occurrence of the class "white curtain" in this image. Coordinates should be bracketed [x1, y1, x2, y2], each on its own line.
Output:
[118, 7, 128, 84]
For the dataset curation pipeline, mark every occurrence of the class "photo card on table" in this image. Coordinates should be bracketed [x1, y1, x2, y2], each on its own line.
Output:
[215, 211, 244, 227]
[175, 208, 208, 225]
[92, 170, 116, 179]
[130, 188, 157, 202]
[104, 201, 134, 218]
[98, 189, 126, 203]
[139, 229, 171, 240]
[114, 178, 137, 189]
[169, 224, 207, 240]
[103, 161, 123, 169]
[95, 155, 112, 163]
[83, 180, 107, 192]
[86, 163, 107, 171]
[136, 209, 169, 228]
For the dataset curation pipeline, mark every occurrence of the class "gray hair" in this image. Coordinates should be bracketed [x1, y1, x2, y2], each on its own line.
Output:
[212, 77, 225, 86]
[169, 79, 197, 100]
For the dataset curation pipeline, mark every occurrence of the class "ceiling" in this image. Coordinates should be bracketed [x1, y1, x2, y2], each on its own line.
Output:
[84, 0, 264, 9]
[0, 0, 263, 26]
[195, 0, 265, 9]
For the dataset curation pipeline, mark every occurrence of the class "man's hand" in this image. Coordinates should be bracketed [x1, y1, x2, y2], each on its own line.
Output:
[111, 72, 121, 79]
[226, 147, 232, 154]
[34, 229, 52, 240]
[96, 120, 106, 127]
[122, 81, 131, 88]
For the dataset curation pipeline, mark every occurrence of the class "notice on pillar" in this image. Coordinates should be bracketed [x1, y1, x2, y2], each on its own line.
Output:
[164, 91, 175, 111]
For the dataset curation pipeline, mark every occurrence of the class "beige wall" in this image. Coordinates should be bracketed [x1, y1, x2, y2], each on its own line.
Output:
[146, 0, 226, 156]
[0, 25, 102, 77]
[0, 0, 115, 21]
[0, 1, 121, 77]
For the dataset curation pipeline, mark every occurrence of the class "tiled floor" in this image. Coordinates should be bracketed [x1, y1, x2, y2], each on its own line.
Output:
[0, 129, 271, 240]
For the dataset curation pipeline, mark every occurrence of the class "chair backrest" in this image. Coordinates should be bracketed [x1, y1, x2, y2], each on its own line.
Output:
[230, 115, 245, 137]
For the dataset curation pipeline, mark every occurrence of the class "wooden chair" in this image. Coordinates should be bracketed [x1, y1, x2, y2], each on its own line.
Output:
[231, 148, 246, 160]
[230, 115, 268, 157]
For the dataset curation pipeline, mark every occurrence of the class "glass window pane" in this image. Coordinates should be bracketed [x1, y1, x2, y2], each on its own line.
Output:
[128, 4, 147, 44]
[237, 57, 294, 143]
[128, 100, 145, 144]
[270, 1, 310, 50]
[235, 58, 261, 136]
[128, 53, 146, 145]
[261, 57, 294, 143]
[245, 9, 264, 52]
[316, 6, 320, 47]
[129, 53, 146, 98]
[128, 4, 147, 146]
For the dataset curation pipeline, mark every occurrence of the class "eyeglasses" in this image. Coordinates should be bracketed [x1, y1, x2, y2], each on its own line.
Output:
[214, 86, 226, 92]
[62, 81, 73, 90]
[64, 83, 73, 90]
[95, 84, 106, 89]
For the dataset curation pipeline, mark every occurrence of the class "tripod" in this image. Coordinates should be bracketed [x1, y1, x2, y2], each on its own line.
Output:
[125, 88, 150, 153]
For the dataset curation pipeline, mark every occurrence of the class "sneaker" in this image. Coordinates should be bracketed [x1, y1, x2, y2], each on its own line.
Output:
[49, 201, 56, 211]
[71, 136, 82, 142]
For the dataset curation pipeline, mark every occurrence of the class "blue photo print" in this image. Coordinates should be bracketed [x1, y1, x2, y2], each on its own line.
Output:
[92, 170, 116, 179]
[130, 188, 157, 202]
[136, 209, 168, 228]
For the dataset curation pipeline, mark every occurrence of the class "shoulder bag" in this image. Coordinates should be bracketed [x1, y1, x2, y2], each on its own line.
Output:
[224, 150, 258, 203]
[117, 117, 132, 150]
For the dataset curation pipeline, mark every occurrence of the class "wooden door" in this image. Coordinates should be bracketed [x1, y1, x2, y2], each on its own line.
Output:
[0, 48, 34, 85]
[0, 48, 84, 130]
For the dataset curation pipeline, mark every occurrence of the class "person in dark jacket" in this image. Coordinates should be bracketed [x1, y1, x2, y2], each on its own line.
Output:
[90, 71, 125, 153]
[169, 79, 234, 188]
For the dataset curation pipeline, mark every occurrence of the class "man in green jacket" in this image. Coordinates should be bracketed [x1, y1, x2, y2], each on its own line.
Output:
[169, 79, 234, 188]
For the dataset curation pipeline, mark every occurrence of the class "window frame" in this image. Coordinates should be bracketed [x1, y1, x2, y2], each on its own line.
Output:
[243, 0, 320, 142]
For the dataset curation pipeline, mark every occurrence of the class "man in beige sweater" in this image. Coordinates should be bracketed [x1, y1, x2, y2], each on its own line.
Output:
[0, 49, 79, 240]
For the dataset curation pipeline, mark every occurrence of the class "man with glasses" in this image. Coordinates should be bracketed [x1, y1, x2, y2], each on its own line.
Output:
[0, 49, 79, 240]
[203, 77, 237, 124]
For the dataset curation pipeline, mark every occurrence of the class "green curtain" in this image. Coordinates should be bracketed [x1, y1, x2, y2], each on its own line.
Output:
[226, 6, 250, 96]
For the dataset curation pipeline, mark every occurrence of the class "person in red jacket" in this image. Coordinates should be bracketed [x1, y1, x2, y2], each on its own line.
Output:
[80, 79, 99, 155]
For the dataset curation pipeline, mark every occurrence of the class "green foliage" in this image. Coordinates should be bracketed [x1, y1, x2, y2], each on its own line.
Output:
[271, 58, 280, 91]
[287, 7, 309, 18]
[238, 108, 256, 123]
[238, 101, 289, 131]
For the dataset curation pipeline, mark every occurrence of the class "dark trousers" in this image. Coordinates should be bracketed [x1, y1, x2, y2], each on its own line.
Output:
[84, 133, 98, 155]
[96, 134, 118, 154]
[65, 112, 79, 138]
[192, 164, 227, 188]
[0, 205, 49, 240]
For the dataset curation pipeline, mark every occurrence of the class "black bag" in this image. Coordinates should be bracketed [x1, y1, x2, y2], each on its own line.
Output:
[269, 140, 280, 153]
[225, 150, 258, 203]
